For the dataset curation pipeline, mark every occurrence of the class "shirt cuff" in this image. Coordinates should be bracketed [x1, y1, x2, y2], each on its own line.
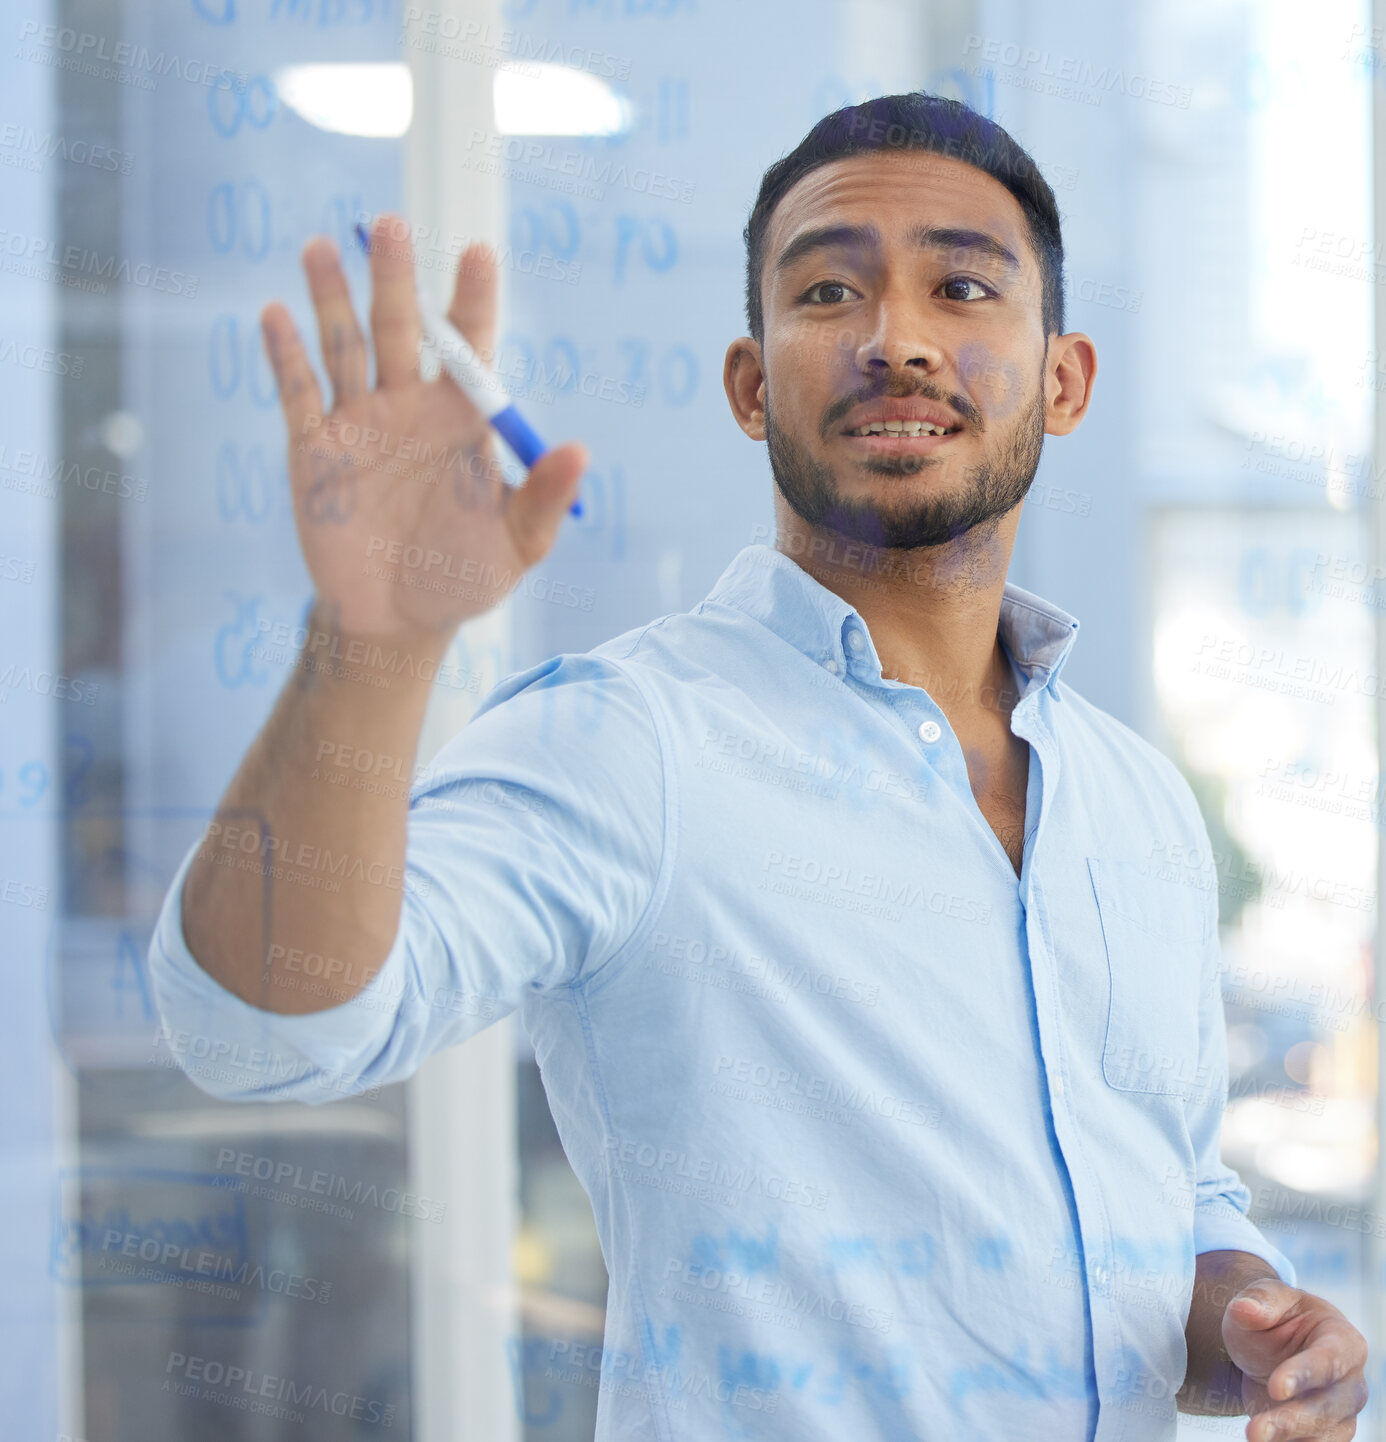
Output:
[1195, 1200, 1298, 1288]
[146, 833, 410, 1104]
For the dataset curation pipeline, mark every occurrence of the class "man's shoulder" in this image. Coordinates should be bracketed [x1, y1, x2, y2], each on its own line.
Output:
[431, 599, 768, 779]
[472, 609, 691, 711]
[466, 638, 661, 738]
[1052, 679, 1203, 825]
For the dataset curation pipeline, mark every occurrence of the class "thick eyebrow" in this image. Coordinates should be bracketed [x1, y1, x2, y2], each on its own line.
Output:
[911, 225, 1021, 273]
[772, 221, 1021, 280]
[773, 223, 882, 279]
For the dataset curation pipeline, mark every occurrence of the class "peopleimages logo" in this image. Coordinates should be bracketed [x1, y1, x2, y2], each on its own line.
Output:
[214, 1148, 446, 1223]
[960, 33, 1192, 107]
[0, 230, 197, 295]
[98, 1227, 331, 1303]
[711, 1054, 942, 1129]
[401, 8, 631, 79]
[601, 1134, 830, 1210]
[462, 129, 695, 203]
[761, 850, 992, 924]
[164, 1352, 395, 1426]
[0, 124, 133, 174]
[660, 1257, 895, 1335]
[15, 20, 249, 93]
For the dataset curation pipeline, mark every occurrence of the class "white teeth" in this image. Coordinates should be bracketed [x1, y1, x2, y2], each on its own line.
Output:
[848, 420, 952, 437]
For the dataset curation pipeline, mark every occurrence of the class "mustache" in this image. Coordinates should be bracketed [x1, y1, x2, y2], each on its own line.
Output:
[819, 376, 984, 441]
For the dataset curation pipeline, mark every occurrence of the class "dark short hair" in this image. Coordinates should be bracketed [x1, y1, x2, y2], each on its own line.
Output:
[743, 91, 1065, 344]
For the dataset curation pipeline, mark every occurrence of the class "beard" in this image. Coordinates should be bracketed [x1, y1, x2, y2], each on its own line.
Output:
[765, 371, 1048, 551]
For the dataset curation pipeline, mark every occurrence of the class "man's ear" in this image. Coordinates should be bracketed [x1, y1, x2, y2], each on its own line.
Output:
[724, 336, 767, 441]
[1044, 331, 1097, 437]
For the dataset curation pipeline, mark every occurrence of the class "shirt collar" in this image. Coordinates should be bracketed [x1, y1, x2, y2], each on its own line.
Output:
[704, 544, 1080, 698]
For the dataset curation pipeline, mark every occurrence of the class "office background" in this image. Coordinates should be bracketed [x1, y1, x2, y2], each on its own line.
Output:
[1, 0, 1380, 1435]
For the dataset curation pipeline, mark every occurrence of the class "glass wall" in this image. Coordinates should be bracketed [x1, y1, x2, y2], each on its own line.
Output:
[1137, 4, 1378, 1432]
[2, 0, 1379, 1436]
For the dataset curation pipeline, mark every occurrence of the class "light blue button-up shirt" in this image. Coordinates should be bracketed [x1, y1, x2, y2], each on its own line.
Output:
[149, 542, 1295, 1441]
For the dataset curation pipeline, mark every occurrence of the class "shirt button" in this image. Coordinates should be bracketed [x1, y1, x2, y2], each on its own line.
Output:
[917, 719, 942, 743]
[823, 658, 840, 674]
[1052, 1075, 1065, 1097]
[847, 630, 865, 651]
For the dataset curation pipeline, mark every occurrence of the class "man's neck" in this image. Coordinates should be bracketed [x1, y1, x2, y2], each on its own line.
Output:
[774, 507, 1023, 723]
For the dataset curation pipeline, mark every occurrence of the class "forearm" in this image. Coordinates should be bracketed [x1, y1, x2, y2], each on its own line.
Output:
[181, 601, 441, 1014]
[1179, 1249, 1281, 1414]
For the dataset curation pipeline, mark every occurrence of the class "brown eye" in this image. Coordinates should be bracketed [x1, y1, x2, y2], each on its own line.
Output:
[805, 281, 853, 304]
[941, 277, 990, 302]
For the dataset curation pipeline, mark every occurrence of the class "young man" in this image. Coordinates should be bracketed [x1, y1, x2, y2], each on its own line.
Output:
[150, 93, 1367, 1440]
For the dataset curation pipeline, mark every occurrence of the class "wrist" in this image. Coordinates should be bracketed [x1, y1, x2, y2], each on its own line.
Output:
[1179, 1252, 1284, 1418]
[1192, 1252, 1283, 1314]
[294, 597, 458, 694]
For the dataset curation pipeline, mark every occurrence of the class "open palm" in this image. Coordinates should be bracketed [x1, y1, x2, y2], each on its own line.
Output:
[261, 212, 586, 642]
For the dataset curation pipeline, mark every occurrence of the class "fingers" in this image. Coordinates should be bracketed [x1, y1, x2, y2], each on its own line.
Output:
[1250, 1321, 1370, 1442]
[504, 442, 588, 566]
[447, 241, 498, 364]
[261, 301, 323, 439]
[368, 212, 422, 388]
[1246, 1372, 1368, 1440]
[302, 235, 368, 408]
[1269, 1336, 1367, 1404]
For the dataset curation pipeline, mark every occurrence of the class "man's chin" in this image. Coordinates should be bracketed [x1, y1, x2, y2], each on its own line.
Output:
[783, 473, 1029, 550]
[792, 500, 967, 552]
[766, 400, 1042, 551]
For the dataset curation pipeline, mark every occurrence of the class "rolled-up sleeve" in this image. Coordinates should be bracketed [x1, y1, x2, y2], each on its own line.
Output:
[1184, 813, 1297, 1288]
[147, 649, 667, 1106]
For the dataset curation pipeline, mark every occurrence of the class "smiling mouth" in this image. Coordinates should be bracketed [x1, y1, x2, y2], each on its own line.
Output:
[845, 419, 958, 438]
[842, 422, 961, 447]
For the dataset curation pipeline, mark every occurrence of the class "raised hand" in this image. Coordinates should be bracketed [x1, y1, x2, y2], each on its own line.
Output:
[261, 211, 587, 642]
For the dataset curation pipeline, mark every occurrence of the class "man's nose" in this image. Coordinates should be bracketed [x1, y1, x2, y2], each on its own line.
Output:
[852, 299, 944, 375]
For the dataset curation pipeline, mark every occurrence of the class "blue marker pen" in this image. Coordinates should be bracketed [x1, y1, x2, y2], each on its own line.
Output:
[353, 220, 582, 518]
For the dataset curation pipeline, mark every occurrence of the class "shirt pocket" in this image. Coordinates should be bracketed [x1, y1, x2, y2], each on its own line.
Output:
[1087, 857, 1211, 1099]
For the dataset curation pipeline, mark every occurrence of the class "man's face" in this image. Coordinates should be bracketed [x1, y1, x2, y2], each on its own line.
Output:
[746, 150, 1057, 550]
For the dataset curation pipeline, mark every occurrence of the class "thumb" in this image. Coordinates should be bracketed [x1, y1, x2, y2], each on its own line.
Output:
[506, 442, 589, 565]
[1227, 1280, 1292, 1331]
[1223, 1279, 1298, 1380]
